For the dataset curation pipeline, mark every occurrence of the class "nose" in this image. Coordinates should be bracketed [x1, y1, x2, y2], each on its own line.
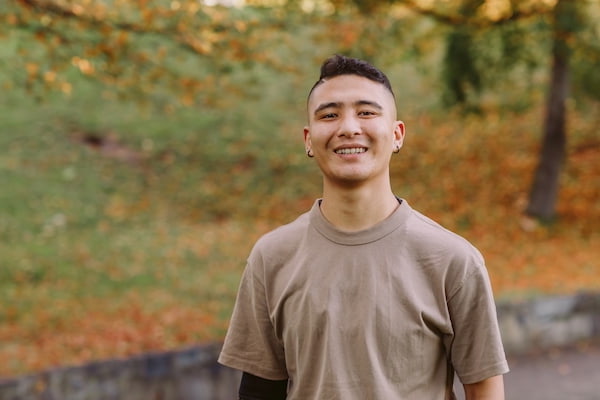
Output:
[338, 114, 361, 137]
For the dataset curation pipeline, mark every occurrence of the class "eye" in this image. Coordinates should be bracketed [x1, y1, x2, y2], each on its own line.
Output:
[319, 112, 337, 120]
[358, 110, 377, 117]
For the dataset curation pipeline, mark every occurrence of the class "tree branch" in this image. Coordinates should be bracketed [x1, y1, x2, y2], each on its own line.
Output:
[14, 0, 218, 56]
[398, 0, 555, 29]
[17, 0, 173, 35]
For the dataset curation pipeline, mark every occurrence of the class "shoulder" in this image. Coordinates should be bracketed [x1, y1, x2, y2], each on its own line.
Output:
[248, 209, 311, 267]
[401, 205, 488, 296]
[405, 207, 484, 265]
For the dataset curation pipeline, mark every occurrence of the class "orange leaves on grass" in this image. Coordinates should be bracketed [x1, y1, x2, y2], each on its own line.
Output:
[0, 294, 219, 378]
[476, 227, 600, 299]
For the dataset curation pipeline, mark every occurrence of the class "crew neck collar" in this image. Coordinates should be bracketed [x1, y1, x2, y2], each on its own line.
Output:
[309, 198, 411, 245]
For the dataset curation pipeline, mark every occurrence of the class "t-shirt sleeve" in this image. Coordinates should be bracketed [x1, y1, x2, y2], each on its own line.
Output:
[447, 262, 510, 384]
[218, 261, 288, 380]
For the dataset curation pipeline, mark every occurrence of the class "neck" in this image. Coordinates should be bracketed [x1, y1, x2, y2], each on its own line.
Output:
[320, 182, 399, 232]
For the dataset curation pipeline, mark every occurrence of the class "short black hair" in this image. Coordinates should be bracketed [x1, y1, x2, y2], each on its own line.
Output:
[308, 54, 395, 99]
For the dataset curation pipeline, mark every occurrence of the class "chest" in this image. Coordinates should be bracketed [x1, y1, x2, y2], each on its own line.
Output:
[269, 246, 452, 345]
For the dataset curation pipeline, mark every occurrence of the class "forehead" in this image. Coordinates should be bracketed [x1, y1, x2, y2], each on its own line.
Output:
[308, 74, 395, 111]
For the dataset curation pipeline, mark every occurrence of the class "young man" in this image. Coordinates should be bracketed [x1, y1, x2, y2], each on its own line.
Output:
[218, 55, 509, 399]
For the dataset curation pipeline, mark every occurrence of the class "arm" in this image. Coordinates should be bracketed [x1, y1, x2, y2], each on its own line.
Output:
[447, 262, 509, 400]
[463, 375, 505, 400]
[239, 371, 288, 400]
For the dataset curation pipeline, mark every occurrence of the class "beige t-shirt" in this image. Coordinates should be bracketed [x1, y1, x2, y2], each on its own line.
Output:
[219, 199, 508, 399]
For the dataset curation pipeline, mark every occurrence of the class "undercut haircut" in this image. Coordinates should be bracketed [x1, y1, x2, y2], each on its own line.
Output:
[308, 54, 395, 100]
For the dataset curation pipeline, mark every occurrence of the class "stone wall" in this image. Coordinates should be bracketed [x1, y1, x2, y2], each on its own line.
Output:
[1, 292, 599, 400]
[498, 291, 600, 354]
[0, 343, 240, 400]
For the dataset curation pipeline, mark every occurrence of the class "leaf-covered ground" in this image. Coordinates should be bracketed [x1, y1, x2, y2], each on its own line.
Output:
[2, 0, 599, 381]
[1, 104, 598, 379]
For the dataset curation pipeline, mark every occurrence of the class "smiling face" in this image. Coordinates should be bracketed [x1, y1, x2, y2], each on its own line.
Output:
[304, 74, 405, 190]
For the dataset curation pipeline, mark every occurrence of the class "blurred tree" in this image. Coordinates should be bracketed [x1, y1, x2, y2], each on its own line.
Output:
[392, 0, 599, 222]
[524, 0, 586, 221]
[2, 0, 598, 220]
[0, 0, 295, 106]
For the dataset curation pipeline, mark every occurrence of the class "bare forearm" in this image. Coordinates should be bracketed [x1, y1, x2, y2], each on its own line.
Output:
[463, 375, 505, 400]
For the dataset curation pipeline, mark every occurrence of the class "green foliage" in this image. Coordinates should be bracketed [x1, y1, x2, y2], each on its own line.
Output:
[441, 17, 553, 110]
[1, 0, 599, 377]
[573, 60, 600, 102]
[570, 2, 600, 102]
[2, 0, 304, 107]
[442, 28, 482, 106]
[433, 0, 600, 111]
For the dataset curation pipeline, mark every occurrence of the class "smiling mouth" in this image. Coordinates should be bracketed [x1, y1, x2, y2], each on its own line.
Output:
[334, 148, 367, 155]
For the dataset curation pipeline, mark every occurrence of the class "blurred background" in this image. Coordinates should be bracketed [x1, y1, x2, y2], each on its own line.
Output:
[1, 0, 599, 379]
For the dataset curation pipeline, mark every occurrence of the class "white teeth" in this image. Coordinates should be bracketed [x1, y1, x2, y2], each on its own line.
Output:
[335, 148, 366, 154]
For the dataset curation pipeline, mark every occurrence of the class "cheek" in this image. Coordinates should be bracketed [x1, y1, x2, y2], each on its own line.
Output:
[310, 131, 332, 149]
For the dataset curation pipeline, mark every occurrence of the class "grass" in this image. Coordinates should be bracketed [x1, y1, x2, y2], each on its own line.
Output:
[1, 19, 599, 378]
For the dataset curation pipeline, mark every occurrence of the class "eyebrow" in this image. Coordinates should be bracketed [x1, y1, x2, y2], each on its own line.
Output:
[313, 100, 383, 115]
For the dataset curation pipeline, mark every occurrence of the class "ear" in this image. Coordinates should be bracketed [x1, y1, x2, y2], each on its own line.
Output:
[393, 120, 406, 150]
[303, 126, 311, 148]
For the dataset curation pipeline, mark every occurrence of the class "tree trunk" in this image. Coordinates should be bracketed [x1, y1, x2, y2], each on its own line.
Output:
[525, 0, 572, 221]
